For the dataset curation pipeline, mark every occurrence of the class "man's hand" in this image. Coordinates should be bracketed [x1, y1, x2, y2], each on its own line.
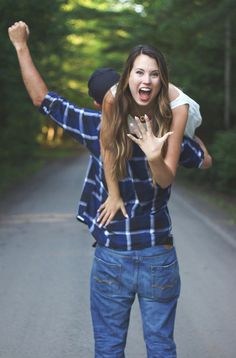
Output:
[8, 21, 29, 51]
[193, 135, 212, 169]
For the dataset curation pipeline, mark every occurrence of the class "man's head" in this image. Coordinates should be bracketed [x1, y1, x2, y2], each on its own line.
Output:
[88, 67, 120, 108]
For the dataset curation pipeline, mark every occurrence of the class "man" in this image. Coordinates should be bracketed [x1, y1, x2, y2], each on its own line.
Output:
[8, 21, 213, 356]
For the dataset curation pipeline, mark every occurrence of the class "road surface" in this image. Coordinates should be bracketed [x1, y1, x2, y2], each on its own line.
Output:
[0, 152, 235, 358]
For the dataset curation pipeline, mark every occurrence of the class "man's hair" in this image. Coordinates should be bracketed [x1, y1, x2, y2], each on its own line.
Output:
[88, 67, 120, 105]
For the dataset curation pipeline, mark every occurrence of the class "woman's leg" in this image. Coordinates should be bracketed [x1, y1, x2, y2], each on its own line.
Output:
[90, 246, 135, 358]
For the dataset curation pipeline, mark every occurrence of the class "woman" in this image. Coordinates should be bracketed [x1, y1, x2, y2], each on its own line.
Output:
[91, 45, 189, 358]
[97, 44, 211, 227]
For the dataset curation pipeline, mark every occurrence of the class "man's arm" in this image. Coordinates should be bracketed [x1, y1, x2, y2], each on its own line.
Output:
[179, 136, 212, 169]
[8, 21, 102, 157]
[8, 21, 48, 106]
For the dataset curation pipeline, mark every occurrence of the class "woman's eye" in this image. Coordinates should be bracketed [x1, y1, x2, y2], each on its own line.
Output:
[136, 71, 143, 75]
[152, 72, 159, 77]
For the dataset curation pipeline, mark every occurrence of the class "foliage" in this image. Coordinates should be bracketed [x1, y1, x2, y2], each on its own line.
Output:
[113, 0, 236, 137]
[0, 0, 69, 162]
[0, 0, 235, 194]
[179, 130, 236, 193]
[209, 130, 236, 191]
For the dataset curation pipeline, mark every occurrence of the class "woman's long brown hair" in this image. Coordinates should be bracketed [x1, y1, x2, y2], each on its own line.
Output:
[100, 44, 172, 180]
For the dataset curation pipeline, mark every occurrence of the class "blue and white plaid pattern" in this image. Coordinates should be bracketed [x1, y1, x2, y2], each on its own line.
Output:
[40, 92, 204, 250]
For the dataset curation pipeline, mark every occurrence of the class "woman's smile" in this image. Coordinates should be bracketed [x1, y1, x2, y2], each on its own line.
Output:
[138, 87, 152, 102]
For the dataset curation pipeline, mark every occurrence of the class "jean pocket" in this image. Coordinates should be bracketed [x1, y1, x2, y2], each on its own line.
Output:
[91, 256, 121, 297]
[151, 260, 181, 302]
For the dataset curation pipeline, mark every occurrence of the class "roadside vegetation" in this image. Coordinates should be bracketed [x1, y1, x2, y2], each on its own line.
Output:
[1, 1, 235, 210]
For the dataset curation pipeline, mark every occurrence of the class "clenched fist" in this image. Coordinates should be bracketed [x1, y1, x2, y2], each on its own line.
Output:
[8, 21, 30, 50]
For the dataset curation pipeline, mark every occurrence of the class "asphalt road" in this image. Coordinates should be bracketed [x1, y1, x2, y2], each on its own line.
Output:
[0, 152, 235, 358]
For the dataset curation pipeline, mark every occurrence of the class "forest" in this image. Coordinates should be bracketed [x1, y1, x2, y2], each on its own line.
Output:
[1, 0, 235, 193]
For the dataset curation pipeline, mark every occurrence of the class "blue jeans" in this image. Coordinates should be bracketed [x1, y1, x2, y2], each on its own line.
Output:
[90, 245, 181, 358]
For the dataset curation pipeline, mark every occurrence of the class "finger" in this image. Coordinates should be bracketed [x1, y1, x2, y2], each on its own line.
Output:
[100, 211, 112, 227]
[162, 131, 174, 142]
[97, 203, 105, 213]
[97, 207, 107, 222]
[134, 116, 146, 136]
[104, 214, 114, 227]
[144, 114, 152, 132]
[130, 126, 142, 139]
[121, 205, 128, 218]
[127, 133, 140, 144]
[144, 114, 151, 121]
[25, 24, 30, 37]
[128, 122, 142, 138]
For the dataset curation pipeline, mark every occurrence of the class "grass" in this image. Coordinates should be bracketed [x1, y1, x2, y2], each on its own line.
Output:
[176, 175, 236, 225]
[200, 190, 236, 225]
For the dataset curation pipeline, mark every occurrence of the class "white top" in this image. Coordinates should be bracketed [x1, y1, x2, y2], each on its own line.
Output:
[110, 84, 117, 97]
[170, 86, 202, 138]
[110, 84, 202, 138]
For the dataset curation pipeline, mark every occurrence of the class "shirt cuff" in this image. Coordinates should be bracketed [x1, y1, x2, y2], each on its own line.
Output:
[38, 92, 58, 115]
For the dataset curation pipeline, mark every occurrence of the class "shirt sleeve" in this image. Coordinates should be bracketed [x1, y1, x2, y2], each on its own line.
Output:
[170, 88, 202, 138]
[179, 136, 204, 168]
[39, 92, 101, 157]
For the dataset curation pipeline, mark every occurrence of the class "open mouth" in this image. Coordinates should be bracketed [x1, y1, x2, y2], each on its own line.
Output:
[138, 87, 152, 102]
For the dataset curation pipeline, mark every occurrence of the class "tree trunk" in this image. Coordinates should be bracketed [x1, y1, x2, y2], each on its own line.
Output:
[224, 15, 231, 130]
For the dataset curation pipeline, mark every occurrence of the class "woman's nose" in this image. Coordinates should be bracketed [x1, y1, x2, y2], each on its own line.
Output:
[142, 74, 151, 84]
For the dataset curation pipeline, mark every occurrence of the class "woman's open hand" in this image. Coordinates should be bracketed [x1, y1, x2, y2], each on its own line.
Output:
[127, 114, 173, 162]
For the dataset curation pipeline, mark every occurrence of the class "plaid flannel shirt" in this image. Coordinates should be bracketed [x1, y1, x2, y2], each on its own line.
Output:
[39, 92, 204, 250]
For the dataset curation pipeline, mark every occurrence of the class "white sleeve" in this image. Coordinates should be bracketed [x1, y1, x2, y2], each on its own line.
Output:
[170, 88, 202, 138]
[110, 83, 118, 97]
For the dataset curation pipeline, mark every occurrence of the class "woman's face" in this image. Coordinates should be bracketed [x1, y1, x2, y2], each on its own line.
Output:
[128, 54, 161, 108]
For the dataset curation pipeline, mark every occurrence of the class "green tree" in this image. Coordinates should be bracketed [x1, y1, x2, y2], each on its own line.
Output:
[136, 0, 236, 136]
[0, 0, 69, 161]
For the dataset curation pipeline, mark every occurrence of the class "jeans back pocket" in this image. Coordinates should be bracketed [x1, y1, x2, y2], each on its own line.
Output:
[151, 259, 181, 302]
[91, 256, 122, 297]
